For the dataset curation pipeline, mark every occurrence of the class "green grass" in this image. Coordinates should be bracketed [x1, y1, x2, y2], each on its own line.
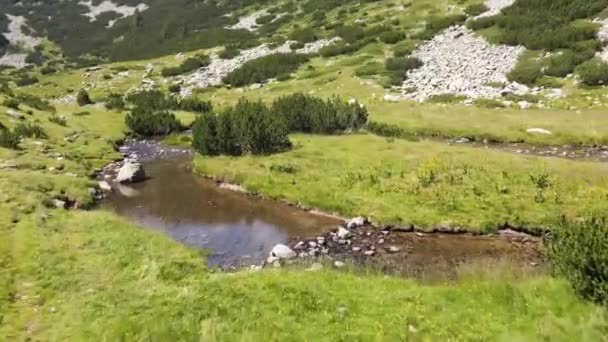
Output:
[195, 134, 608, 232]
[1, 208, 606, 340]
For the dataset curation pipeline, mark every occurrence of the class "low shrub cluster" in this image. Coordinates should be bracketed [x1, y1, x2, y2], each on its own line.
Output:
[575, 58, 608, 86]
[468, 0, 606, 75]
[507, 59, 543, 85]
[464, 3, 488, 17]
[271, 92, 368, 134]
[414, 15, 466, 40]
[379, 31, 406, 44]
[104, 93, 126, 110]
[385, 57, 423, 85]
[0, 121, 47, 149]
[288, 27, 318, 43]
[161, 54, 211, 77]
[219, 47, 240, 59]
[15, 76, 39, 87]
[15, 94, 55, 112]
[126, 90, 212, 113]
[192, 93, 368, 156]
[125, 108, 183, 136]
[222, 53, 310, 87]
[547, 214, 608, 305]
[318, 38, 375, 57]
[0, 127, 20, 149]
[125, 90, 212, 136]
[77, 89, 93, 106]
[192, 99, 291, 156]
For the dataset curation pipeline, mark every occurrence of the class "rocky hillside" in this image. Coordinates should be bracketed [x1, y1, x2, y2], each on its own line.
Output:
[2, 0, 608, 105]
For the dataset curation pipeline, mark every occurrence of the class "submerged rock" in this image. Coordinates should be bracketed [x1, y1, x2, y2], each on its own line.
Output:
[115, 162, 146, 183]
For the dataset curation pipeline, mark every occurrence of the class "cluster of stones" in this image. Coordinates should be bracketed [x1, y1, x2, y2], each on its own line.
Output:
[178, 38, 341, 96]
[97, 139, 192, 194]
[261, 217, 403, 270]
[398, 26, 526, 101]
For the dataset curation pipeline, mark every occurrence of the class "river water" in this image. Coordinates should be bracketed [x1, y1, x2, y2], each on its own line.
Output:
[102, 139, 543, 275]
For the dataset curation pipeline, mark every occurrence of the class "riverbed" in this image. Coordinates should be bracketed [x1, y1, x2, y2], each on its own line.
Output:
[101, 139, 543, 276]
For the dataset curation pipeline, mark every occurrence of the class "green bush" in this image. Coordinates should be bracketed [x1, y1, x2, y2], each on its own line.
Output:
[161, 54, 211, 77]
[464, 3, 489, 17]
[219, 47, 240, 59]
[544, 50, 578, 77]
[104, 93, 125, 111]
[125, 108, 183, 136]
[507, 59, 543, 85]
[77, 89, 93, 106]
[271, 92, 368, 134]
[393, 40, 417, 57]
[192, 98, 291, 156]
[379, 31, 406, 44]
[3, 97, 20, 110]
[15, 76, 39, 87]
[355, 62, 385, 77]
[288, 27, 318, 43]
[384, 56, 423, 85]
[126, 90, 211, 113]
[0, 128, 20, 149]
[168, 84, 181, 93]
[290, 41, 305, 50]
[414, 14, 466, 40]
[468, 0, 607, 52]
[319, 38, 375, 57]
[575, 58, 608, 86]
[255, 14, 275, 25]
[335, 25, 366, 43]
[547, 214, 608, 305]
[15, 94, 55, 112]
[13, 122, 47, 139]
[222, 53, 310, 87]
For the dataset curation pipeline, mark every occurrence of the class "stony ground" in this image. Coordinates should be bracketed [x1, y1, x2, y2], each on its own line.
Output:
[400, 26, 525, 101]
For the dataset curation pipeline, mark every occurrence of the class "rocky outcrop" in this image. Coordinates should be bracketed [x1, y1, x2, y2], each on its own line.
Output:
[178, 38, 340, 96]
[399, 26, 525, 101]
[115, 162, 146, 183]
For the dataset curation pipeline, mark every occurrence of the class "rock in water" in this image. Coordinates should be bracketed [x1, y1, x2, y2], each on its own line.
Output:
[98, 181, 112, 192]
[115, 162, 146, 183]
[269, 244, 296, 260]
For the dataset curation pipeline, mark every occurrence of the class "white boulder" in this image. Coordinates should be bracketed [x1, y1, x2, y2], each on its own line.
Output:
[337, 227, 352, 239]
[526, 128, 552, 135]
[115, 162, 146, 183]
[346, 217, 367, 229]
[269, 244, 296, 260]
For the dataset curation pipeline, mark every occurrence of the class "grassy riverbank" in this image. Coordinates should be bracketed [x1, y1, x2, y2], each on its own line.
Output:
[196, 134, 608, 232]
[1, 208, 605, 340]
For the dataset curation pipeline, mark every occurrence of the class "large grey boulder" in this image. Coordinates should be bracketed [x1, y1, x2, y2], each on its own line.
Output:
[268, 244, 296, 263]
[115, 162, 146, 183]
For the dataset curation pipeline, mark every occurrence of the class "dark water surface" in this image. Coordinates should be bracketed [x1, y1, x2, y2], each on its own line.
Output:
[103, 156, 340, 267]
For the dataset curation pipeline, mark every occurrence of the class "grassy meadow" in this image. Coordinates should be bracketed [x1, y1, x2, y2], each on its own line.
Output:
[195, 133, 608, 232]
